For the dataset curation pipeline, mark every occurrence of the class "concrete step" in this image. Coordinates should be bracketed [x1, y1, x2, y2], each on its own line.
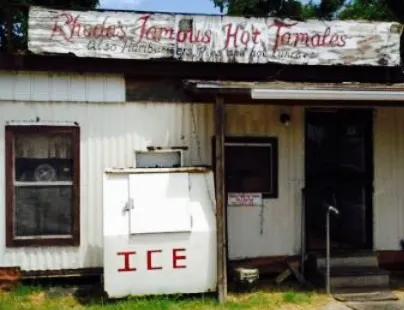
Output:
[317, 267, 390, 289]
[316, 253, 379, 269]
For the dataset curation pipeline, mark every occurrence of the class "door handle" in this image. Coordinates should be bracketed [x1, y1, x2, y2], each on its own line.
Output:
[123, 198, 134, 212]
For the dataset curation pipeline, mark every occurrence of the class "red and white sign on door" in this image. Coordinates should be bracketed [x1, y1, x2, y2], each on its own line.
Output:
[228, 193, 263, 206]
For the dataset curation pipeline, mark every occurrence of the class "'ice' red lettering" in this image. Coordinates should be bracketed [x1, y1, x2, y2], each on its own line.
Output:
[172, 248, 187, 269]
[147, 250, 162, 270]
[117, 251, 136, 272]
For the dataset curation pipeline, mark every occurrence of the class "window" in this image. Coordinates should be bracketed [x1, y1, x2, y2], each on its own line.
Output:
[212, 136, 278, 198]
[6, 125, 80, 247]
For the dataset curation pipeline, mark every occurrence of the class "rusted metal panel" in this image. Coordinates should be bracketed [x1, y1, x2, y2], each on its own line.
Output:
[0, 267, 20, 291]
[28, 6, 402, 66]
[0, 71, 125, 102]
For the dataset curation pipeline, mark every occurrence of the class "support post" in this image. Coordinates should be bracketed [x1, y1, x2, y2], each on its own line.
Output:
[215, 95, 227, 303]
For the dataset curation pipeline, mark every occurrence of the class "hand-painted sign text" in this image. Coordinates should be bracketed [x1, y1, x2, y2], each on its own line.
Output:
[28, 6, 402, 66]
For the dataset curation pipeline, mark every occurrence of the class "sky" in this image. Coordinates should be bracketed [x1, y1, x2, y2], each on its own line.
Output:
[98, 0, 223, 14]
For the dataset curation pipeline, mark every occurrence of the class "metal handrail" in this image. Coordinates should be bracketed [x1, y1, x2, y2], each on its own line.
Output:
[301, 187, 339, 294]
[300, 188, 306, 280]
[326, 201, 339, 294]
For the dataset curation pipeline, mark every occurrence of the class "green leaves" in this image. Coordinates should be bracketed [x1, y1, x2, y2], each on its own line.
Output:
[211, 0, 403, 22]
[338, 0, 396, 21]
[0, 0, 99, 52]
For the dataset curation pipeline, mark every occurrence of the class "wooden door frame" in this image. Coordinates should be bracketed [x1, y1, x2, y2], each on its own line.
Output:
[303, 108, 374, 252]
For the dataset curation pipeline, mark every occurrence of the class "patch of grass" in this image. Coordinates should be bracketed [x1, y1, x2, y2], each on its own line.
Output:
[10, 284, 42, 297]
[282, 291, 311, 304]
[0, 284, 331, 310]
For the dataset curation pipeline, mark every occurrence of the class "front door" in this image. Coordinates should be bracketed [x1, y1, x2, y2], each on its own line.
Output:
[305, 109, 373, 251]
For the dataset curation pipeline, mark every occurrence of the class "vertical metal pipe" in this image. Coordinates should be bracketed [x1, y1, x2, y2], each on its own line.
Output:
[326, 210, 330, 294]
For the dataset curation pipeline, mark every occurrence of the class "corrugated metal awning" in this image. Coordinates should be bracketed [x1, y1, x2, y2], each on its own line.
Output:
[184, 80, 404, 101]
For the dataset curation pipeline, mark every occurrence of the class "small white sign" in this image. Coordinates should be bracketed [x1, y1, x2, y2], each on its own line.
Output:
[228, 193, 263, 206]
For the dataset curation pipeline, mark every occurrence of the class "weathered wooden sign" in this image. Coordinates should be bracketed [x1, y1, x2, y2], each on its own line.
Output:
[28, 6, 402, 66]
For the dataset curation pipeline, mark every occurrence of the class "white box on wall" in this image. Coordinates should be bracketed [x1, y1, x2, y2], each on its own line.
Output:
[103, 168, 217, 298]
[133, 150, 184, 168]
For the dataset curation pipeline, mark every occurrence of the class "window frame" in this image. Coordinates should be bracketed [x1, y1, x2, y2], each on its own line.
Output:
[212, 136, 279, 199]
[5, 125, 80, 247]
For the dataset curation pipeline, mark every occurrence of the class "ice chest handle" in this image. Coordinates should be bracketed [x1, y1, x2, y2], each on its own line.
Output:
[127, 172, 193, 234]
